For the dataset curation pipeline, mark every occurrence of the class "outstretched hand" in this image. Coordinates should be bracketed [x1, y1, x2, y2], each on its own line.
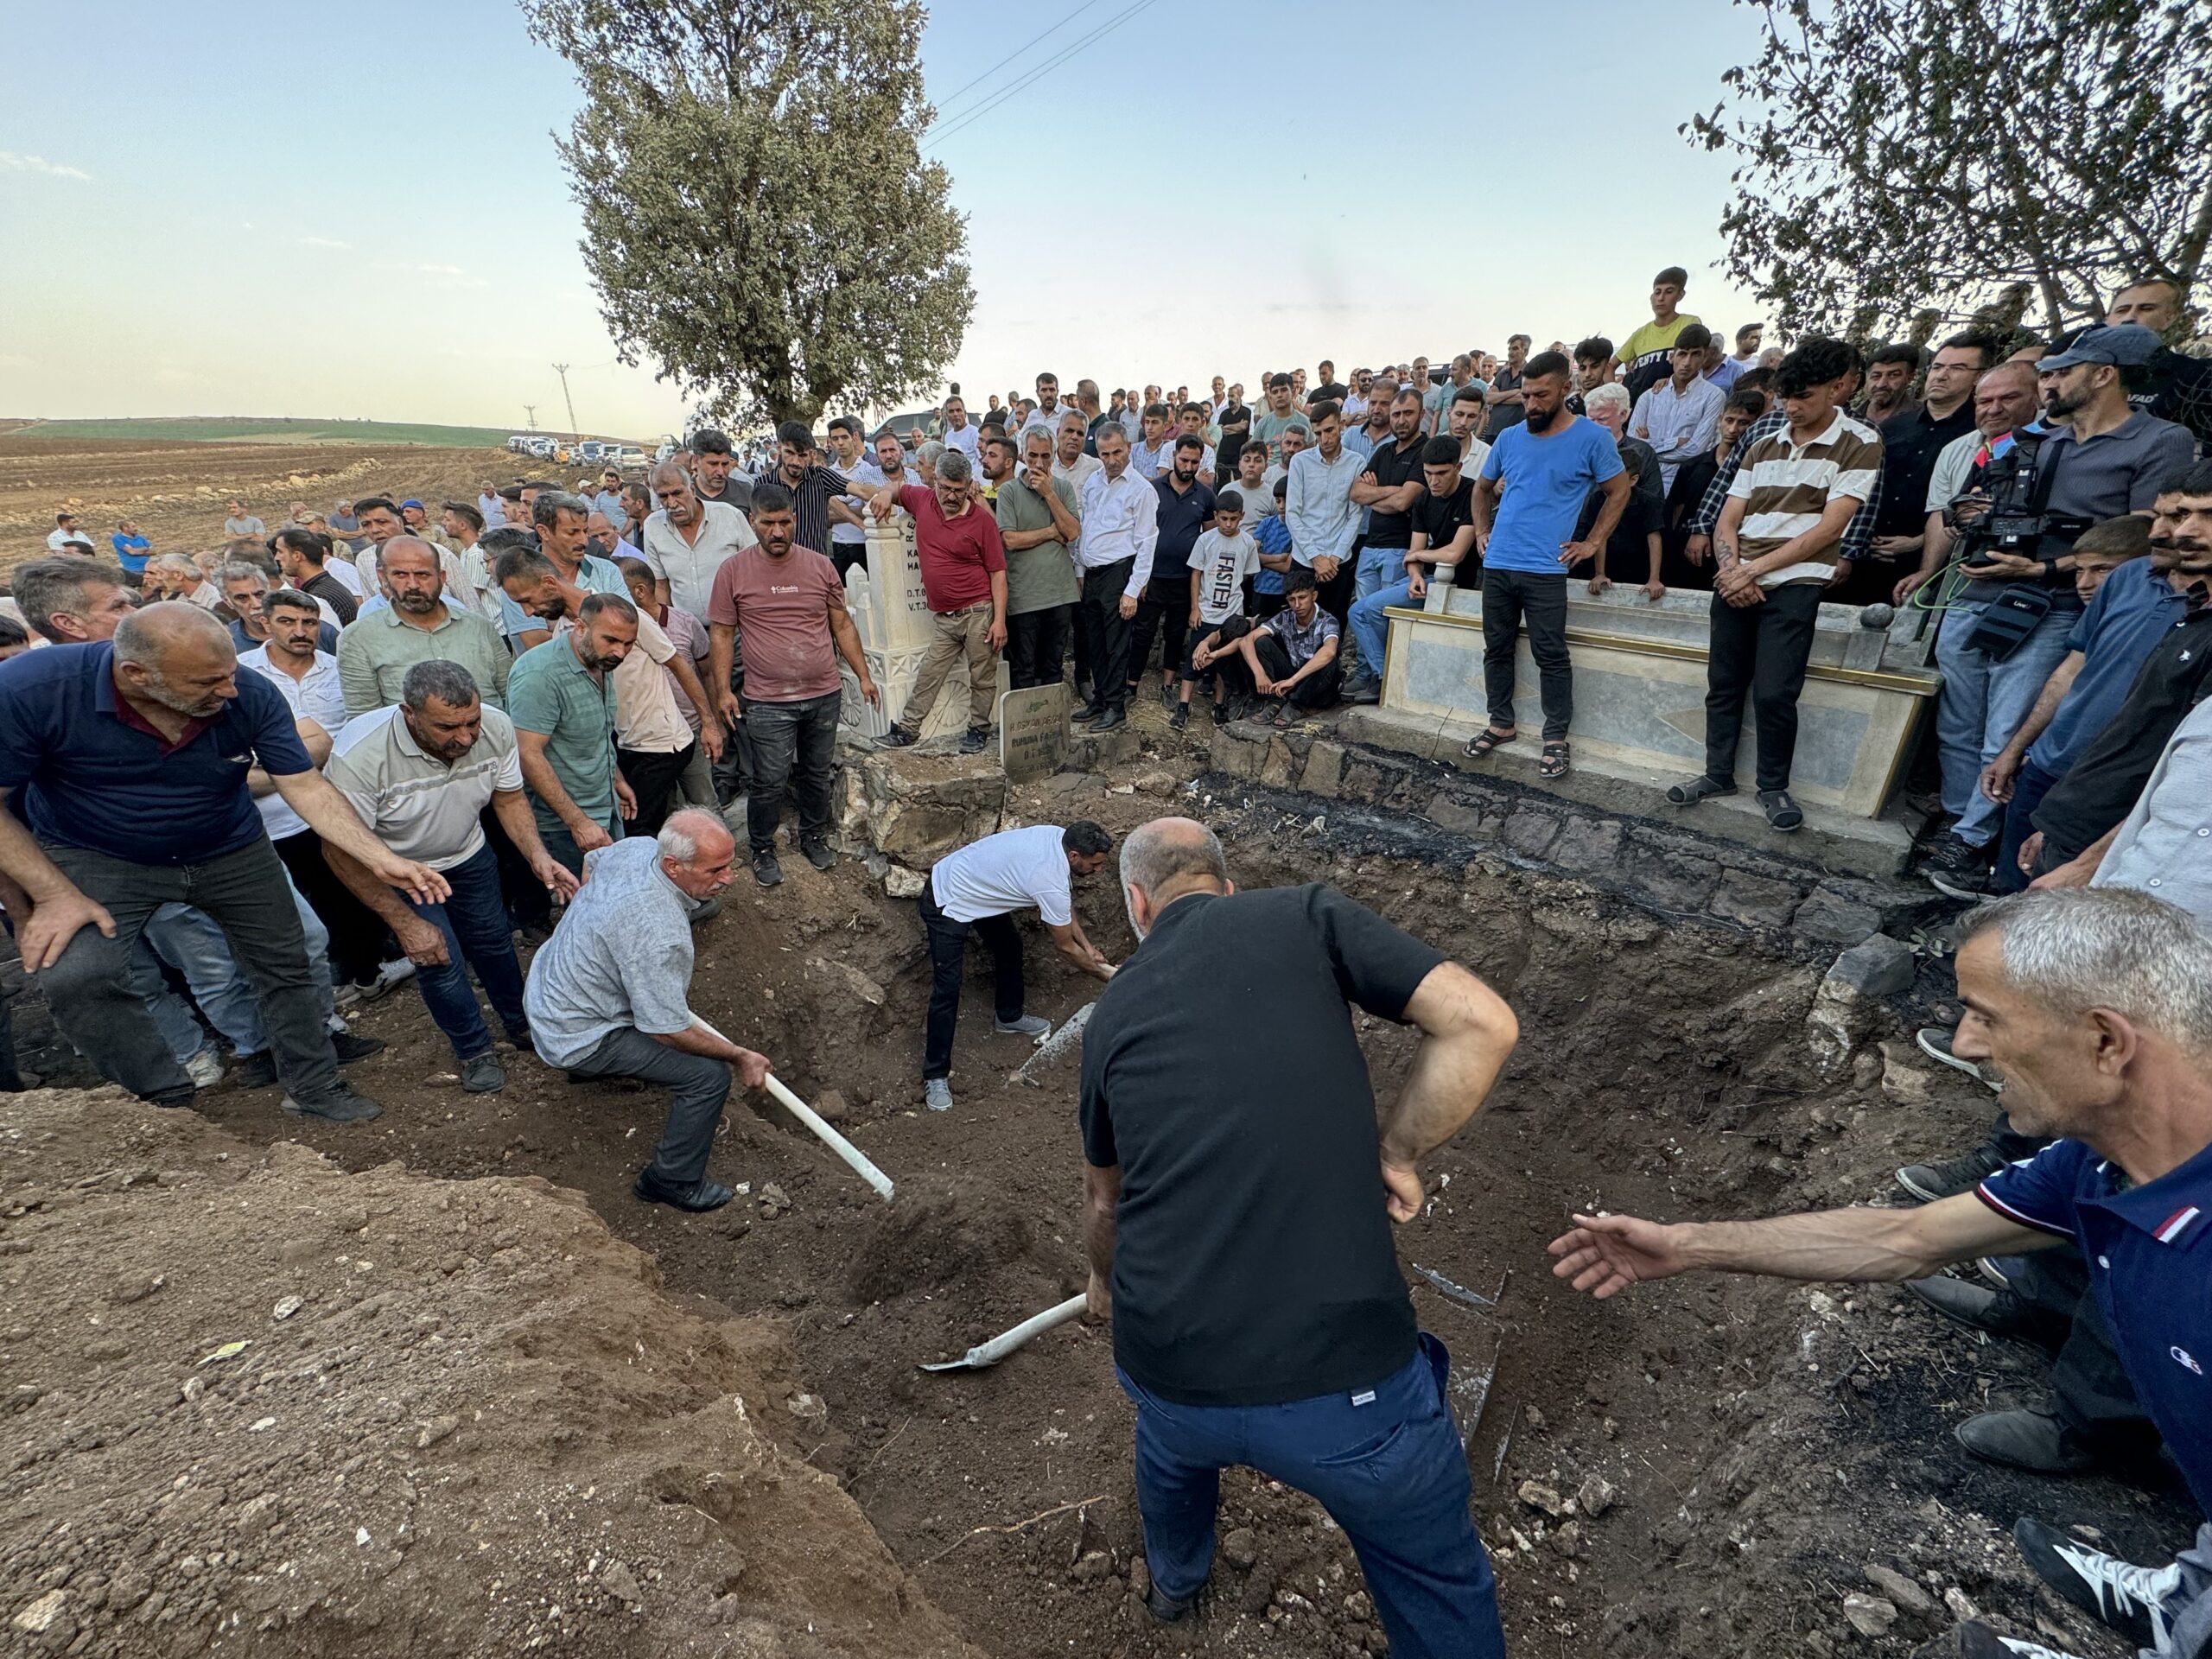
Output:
[1548, 1212, 1691, 1299]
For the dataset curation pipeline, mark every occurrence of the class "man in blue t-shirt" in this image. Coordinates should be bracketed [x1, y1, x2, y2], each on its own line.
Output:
[109, 518, 152, 585]
[1467, 353, 1628, 778]
[0, 603, 449, 1121]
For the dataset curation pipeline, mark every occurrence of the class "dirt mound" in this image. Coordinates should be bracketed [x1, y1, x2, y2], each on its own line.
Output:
[0, 1086, 982, 1659]
[844, 1174, 1041, 1305]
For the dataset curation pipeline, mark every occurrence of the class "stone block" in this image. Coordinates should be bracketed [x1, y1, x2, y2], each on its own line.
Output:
[1260, 737, 1300, 786]
[1502, 807, 1561, 860]
[1633, 859, 1717, 915]
[1708, 869, 1801, 930]
[1792, 887, 1883, 947]
[840, 751, 1007, 866]
[1550, 817, 1624, 872]
[1425, 792, 1497, 842]
[1827, 934, 1916, 999]
[1303, 740, 1346, 798]
[1805, 935, 1915, 1075]
[1338, 758, 1385, 803]
[1210, 725, 1268, 779]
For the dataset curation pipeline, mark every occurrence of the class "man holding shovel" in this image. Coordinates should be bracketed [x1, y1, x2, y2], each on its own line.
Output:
[1079, 817, 1521, 1656]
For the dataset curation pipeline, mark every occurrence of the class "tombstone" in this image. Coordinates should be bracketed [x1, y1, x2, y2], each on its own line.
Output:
[999, 683, 1070, 782]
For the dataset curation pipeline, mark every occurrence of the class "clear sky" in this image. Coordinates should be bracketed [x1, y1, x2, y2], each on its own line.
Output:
[0, 0, 1770, 437]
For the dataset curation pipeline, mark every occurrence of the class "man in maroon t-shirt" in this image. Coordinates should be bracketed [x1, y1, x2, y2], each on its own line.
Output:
[705, 481, 878, 887]
[867, 447, 1008, 753]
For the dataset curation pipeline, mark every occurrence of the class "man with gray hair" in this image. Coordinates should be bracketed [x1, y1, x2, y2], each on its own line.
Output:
[323, 660, 578, 1093]
[1080, 817, 1519, 1649]
[0, 601, 448, 1121]
[524, 807, 772, 1211]
[1551, 886, 2212, 1659]
[10, 556, 136, 645]
[869, 446, 1010, 753]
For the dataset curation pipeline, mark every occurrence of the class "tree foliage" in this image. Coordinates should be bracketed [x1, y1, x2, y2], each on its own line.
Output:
[1688, 0, 2212, 340]
[523, 0, 974, 429]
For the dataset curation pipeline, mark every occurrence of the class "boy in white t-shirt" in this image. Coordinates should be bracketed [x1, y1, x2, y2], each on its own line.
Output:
[1174, 492, 1263, 729]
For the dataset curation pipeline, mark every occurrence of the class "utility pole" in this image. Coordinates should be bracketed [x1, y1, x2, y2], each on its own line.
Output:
[523, 404, 538, 431]
[551, 363, 580, 440]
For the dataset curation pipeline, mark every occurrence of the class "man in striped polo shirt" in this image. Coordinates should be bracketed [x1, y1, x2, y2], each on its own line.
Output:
[1668, 337, 1881, 830]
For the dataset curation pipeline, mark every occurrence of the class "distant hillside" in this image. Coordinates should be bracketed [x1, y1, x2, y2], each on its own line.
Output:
[9, 416, 522, 448]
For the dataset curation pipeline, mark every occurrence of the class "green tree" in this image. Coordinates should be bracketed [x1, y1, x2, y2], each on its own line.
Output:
[1689, 0, 2212, 340]
[524, 0, 974, 429]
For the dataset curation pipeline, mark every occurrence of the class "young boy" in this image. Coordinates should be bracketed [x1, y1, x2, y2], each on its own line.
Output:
[1249, 478, 1294, 617]
[1176, 491, 1263, 728]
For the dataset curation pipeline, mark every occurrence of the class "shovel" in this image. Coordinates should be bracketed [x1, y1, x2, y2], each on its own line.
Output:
[1011, 1002, 1095, 1087]
[919, 1294, 1089, 1372]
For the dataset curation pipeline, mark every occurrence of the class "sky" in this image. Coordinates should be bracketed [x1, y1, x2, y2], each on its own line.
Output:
[0, 0, 1771, 438]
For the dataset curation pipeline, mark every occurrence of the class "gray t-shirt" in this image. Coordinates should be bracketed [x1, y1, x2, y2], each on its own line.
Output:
[523, 836, 696, 1067]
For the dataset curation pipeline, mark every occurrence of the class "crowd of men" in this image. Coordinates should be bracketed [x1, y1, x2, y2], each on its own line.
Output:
[4, 260, 2212, 1659]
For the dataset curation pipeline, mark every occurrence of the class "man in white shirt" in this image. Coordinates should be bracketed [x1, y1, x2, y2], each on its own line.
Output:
[1076, 425, 1160, 732]
[1129, 403, 1175, 480]
[1286, 402, 1365, 622]
[1027, 372, 1075, 441]
[639, 461, 758, 622]
[823, 415, 871, 577]
[1629, 324, 1728, 493]
[939, 396, 982, 462]
[1053, 410, 1103, 498]
[914, 821, 1117, 1113]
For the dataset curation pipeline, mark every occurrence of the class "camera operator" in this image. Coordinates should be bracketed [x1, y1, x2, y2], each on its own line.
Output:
[1918, 328, 2195, 899]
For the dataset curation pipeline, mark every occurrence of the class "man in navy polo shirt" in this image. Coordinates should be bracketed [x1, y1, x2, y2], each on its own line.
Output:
[1551, 887, 2212, 1659]
[0, 602, 449, 1122]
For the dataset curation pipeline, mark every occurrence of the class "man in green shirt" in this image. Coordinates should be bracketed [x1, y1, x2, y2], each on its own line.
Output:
[1619, 264, 1704, 401]
[997, 427, 1084, 690]
[334, 537, 512, 716]
[506, 591, 639, 875]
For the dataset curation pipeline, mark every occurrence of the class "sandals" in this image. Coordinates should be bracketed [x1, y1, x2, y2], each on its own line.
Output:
[1667, 775, 1738, 807]
[1537, 741, 1571, 780]
[1464, 728, 1517, 759]
[1268, 702, 1297, 728]
[1758, 789, 1804, 831]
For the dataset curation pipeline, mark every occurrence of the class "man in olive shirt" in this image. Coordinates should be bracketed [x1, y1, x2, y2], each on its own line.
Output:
[997, 427, 1084, 690]
[335, 537, 512, 715]
[506, 592, 639, 875]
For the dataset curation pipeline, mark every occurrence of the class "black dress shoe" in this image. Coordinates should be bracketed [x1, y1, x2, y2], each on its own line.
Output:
[633, 1170, 734, 1211]
[1088, 704, 1127, 732]
[333, 1032, 386, 1065]
[1904, 1274, 2057, 1345]
[1955, 1404, 2095, 1474]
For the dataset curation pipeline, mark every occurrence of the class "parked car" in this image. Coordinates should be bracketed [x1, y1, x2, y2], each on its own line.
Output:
[612, 444, 649, 469]
[525, 436, 557, 460]
[507, 435, 535, 453]
[576, 440, 607, 466]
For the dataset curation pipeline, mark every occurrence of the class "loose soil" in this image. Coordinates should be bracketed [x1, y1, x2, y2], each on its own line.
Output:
[3, 760, 2195, 1657]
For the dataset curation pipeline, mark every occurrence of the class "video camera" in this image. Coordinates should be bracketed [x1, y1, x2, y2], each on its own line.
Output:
[1947, 428, 2091, 566]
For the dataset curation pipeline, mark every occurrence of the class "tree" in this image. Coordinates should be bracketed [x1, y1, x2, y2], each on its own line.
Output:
[523, 0, 974, 429]
[1688, 0, 2212, 341]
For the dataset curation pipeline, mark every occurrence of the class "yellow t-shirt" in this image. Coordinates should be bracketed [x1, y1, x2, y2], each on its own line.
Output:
[1619, 314, 1703, 397]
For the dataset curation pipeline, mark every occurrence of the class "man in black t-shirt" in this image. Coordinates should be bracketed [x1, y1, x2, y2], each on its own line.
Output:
[1081, 818, 1517, 1649]
[1343, 391, 1436, 694]
[1310, 358, 1349, 404]
[1345, 437, 1478, 702]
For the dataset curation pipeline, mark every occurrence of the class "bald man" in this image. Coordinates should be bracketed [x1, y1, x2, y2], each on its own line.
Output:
[0, 602, 448, 1122]
[1080, 817, 1519, 1651]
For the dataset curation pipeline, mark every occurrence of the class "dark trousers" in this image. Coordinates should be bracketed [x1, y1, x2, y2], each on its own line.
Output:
[711, 655, 757, 806]
[830, 540, 868, 582]
[1254, 633, 1342, 709]
[538, 813, 622, 880]
[1992, 756, 2062, 895]
[1077, 558, 1135, 712]
[1701, 579, 1824, 791]
[743, 690, 841, 858]
[1481, 567, 1572, 740]
[39, 837, 338, 1104]
[481, 804, 551, 931]
[1317, 557, 1357, 627]
[1007, 604, 1074, 690]
[564, 1025, 730, 1185]
[1126, 573, 1192, 687]
[400, 842, 530, 1063]
[1119, 1334, 1504, 1659]
[918, 887, 1022, 1081]
[617, 741, 698, 838]
[273, 826, 388, 986]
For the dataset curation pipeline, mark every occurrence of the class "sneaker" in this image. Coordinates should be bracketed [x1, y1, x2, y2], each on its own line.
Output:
[1916, 1026, 1994, 1084]
[1159, 679, 1179, 709]
[1956, 1625, 2085, 1659]
[1757, 788, 1803, 831]
[282, 1084, 383, 1124]
[333, 1032, 386, 1065]
[1903, 1275, 2056, 1345]
[924, 1077, 954, 1113]
[1144, 1580, 1196, 1624]
[1895, 1142, 2008, 1203]
[1955, 1404, 2094, 1474]
[1924, 834, 1995, 900]
[182, 1046, 226, 1090]
[800, 836, 836, 871]
[460, 1052, 508, 1094]
[994, 1014, 1051, 1038]
[753, 852, 784, 887]
[879, 725, 918, 748]
[632, 1170, 733, 1212]
[235, 1051, 278, 1090]
[2012, 1516, 2183, 1652]
[358, 957, 417, 1002]
[1168, 704, 1189, 731]
[1977, 1255, 2023, 1289]
[1341, 673, 1382, 707]
[959, 724, 991, 754]
[332, 980, 365, 1010]
[688, 896, 724, 924]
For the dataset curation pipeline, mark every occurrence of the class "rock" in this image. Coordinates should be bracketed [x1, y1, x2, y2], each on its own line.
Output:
[1574, 1475, 1617, 1518]
[599, 1561, 644, 1606]
[837, 752, 1006, 864]
[1794, 888, 1883, 947]
[1841, 1592, 1896, 1637]
[1071, 1550, 1114, 1582]
[1516, 1480, 1566, 1517]
[1237, 1567, 1275, 1616]
[107, 1272, 164, 1305]
[1942, 1586, 1980, 1622]
[1862, 1564, 1934, 1617]
[1304, 740, 1346, 798]
[1878, 1041, 1941, 1107]
[13, 1589, 67, 1632]
[883, 865, 926, 899]
[271, 1294, 303, 1321]
[1426, 792, 1498, 842]
[1808, 936, 1918, 1074]
[1502, 807, 1560, 860]
[1127, 1555, 1151, 1599]
[1343, 1590, 1372, 1621]
[1551, 817, 1624, 872]
[1221, 1528, 1260, 1570]
[783, 1391, 826, 1424]
[1710, 869, 1800, 930]
[807, 957, 886, 1007]
[758, 1183, 791, 1217]
[811, 1090, 849, 1123]
[1827, 934, 1916, 998]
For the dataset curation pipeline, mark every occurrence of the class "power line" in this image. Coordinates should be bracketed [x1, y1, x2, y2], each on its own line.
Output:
[928, 0, 1109, 125]
[925, 0, 1162, 147]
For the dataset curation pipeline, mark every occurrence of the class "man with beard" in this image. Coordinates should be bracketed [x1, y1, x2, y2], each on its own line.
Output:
[1250, 374, 1302, 466]
[324, 660, 578, 1095]
[347, 496, 467, 603]
[688, 428, 754, 518]
[1349, 387, 1433, 608]
[1344, 437, 1479, 707]
[0, 602, 446, 1121]
[760, 423, 861, 556]
[505, 590, 642, 877]
[336, 537, 512, 716]
[1126, 436, 1217, 706]
[1074, 426, 1159, 732]
[1467, 353, 1629, 780]
[499, 492, 629, 651]
[997, 428, 1084, 693]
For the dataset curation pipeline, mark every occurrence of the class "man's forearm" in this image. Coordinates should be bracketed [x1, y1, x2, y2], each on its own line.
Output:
[0, 805, 80, 905]
[276, 771, 397, 870]
[518, 748, 594, 835]
[989, 569, 1007, 625]
[656, 1020, 753, 1064]
[1676, 1203, 2013, 1283]
[708, 626, 738, 708]
[830, 611, 870, 681]
[2000, 654, 2083, 760]
[1083, 1166, 1121, 1281]
[492, 787, 558, 870]
[323, 840, 417, 932]
[1379, 963, 1517, 1166]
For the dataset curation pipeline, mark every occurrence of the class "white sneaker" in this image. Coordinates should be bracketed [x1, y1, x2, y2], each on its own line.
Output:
[2012, 1517, 2183, 1652]
[994, 1014, 1052, 1039]
[182, 1046, 226, 1089]
[360, 957, 416, 1001]
[924, 1078, 954, 1113]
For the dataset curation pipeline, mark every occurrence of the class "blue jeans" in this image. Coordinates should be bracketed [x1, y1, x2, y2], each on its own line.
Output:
[1117, 1333, 1503, 1659]
[1353, 542, 1404, 603]
[137, 875, 338, 1062]
[1349, 575, 1415, 683]
[1992, 754, 2062, 895]
[402, 842, 530, 1061]
[1934, 601, 2076, 847]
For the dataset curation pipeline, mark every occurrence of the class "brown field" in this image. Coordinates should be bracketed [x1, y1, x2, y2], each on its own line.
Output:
[0, 435, 541, 577]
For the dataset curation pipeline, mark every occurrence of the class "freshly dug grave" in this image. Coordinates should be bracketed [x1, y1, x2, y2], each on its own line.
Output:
[6, 762, 2196, 1657]
[0, 1088, 982, 1659]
